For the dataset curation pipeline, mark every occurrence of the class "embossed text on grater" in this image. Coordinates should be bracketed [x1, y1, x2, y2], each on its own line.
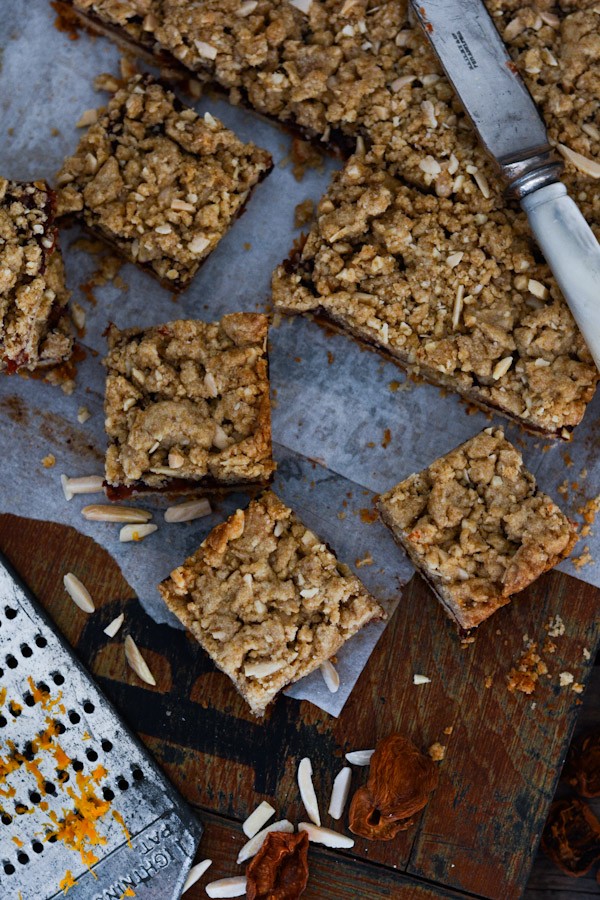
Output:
[0, 557, 201, 899]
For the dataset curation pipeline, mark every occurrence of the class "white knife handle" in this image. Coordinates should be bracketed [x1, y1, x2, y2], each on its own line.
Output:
[521, 183, 600, 372]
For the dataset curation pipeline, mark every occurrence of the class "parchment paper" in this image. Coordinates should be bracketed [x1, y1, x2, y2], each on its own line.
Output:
[1, 2, 599, 717]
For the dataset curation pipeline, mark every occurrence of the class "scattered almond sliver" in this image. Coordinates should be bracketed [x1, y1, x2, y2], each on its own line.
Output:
[236, 819, 294, 864]
[298, 757, 321, 826]
[205, 876, 247, 898]
[61, 474, 104, 501]
[104, 613, 124, 638]
[298, 822, 354, 849]
[557, 143, 600, 179]
[242, 800, 276, 838]
[124, 635, 156, 686]
[328, 767, 352, 820]
[345, 749, 374, 765]
[82, 504, 152, 523]
[320, 659, 340, 693]
[182, 859, 212, 894]
[164, 498, 212, 523]
[63, 573, 95, 614]
[413, 674, 431, 685]
[119, 523, 158, 542]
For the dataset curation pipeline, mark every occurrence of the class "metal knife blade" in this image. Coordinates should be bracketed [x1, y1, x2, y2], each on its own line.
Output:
[409, 0, 557, 175]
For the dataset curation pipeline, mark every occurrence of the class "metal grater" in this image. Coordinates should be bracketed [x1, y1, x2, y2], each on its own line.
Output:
[0, 554, 202, 899]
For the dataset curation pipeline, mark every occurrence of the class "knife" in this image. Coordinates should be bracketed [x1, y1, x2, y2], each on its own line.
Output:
[410, 0, 600, 372]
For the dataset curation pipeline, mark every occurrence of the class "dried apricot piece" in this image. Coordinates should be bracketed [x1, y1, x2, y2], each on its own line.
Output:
[246, 830, 309, 899]
[541, 798, 600, 877]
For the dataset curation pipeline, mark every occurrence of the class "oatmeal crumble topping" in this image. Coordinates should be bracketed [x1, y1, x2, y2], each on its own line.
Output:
[273, 155, 597, 437]
[103, 313, 274, 494]
[0, 178, 72, 374]
[56, 74, 272, 288]
[377, 428, 577, 629]
[159, 489, 384, 715]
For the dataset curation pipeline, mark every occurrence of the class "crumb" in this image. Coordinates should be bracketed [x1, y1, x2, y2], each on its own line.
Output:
[294, 198, 315, 228]
[461, 635, 476, 648]
[355, 553, 373, 568]
[573, 547, 593, 569]
[77, 406, 91, 424]
[294, 356, 302, 363]
[41, 454, 56, 469]
[366, 441, 375, 448]
[578, 495, 600, 526]
[507, 642, 548, 695]
[580, 468, 588, 480]
[559, 672, 574, 687]
[543, 639, 557, 655]
[583, 648, 591, 661]
[428, 742, 446, 761]
[51, 127, 61, 137]
[327, 351, 335, 365]
[546, 614, 565, 638]
[389, 380, 401, 392]
[443, 726, 453, 735]
[94, 72, 122, 93]
[290, 138, 324, 181]
[562, 451, 573, 468]
[531, 702, 536, 710]
[61, 379, 76, 396]
[7, 127, 14, 137]
[557, 479, 569, 498]
[337, 511, 346, 520]
[120, 55, 138, 80]
[572, 683, 584, 694]
[359, 508, 378, 524]
[244, 242, 252, 251]
[484, 675, 493, 689]
[71, 302, 86, 333]
[381, 428, 392, 449]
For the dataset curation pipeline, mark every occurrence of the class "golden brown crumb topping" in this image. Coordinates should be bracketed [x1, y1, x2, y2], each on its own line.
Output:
[159, 490, 384, 715]
[377, 428, 577, 629]
[0, 178, 72, 374]
[273, 155, 597, 437]
[104, 313, 274, 490]
[56, 74, 272, 287]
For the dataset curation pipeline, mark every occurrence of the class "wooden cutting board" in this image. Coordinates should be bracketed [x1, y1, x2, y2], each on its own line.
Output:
[1, 513, 598, 899]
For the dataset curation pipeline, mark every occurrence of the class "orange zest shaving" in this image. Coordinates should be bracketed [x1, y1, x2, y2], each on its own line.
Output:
[46, 770, 111, 868]
[112, 809, 133, 850]
[59, 871, 78, 894]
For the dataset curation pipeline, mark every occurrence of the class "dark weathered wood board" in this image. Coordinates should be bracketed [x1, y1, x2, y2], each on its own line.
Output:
[1, 513, 599, 898]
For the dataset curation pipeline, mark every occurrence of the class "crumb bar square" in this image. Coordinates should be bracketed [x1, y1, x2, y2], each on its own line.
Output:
[159, 490, 385, 715]
[0, 178, 72, 375]
[103, 312, 275, 497]
[56, 74, 272, 289]
[273, 154, 598, 438]
[377, 428, 577, 630]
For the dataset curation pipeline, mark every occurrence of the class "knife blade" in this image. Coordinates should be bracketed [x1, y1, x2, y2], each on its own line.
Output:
[410, 0, 600, 373]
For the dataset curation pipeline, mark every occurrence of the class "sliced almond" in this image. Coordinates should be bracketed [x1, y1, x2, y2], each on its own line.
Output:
[298, 757, 321, 826]
[298, 823, 354, 849]
[194, 40, 218, 60]
[289, 0, 312, 12]
[345, 749, 374, 765]
[528, 278, 548, 300]
[124, 635, 156, 686]
[104, 613, 125, 638]
[165, 498, 212, 523]
[413, 673, 431, 685]
[390, 74, 416, 91]
[320, 660, 340, 693]
[236, 819, 293, 863]
[182, 859, 212, 894]
[206, 877, 247, 898]
[446, 251, 464, 268]
[213, 424, 229, 449]
[82, 505, 152, 523]
[242, 801, 276, 838]
[328, 767, 352, 820]
[189, 234, 210, 255]
[492, 356, 513, 380]
[119, 524, 158, 542]
[76, 108, 98, 128]
[557, 144, 600, 179]
[63, 573, 95, 614]
[61, 474, 104, 501]
[237, 0, 258, 15]
[244, 660, 286, 679]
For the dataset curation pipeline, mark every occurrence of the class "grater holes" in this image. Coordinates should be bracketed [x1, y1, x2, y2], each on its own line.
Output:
[20, 643, 33, 659]
[4, 606, 17, 620]
[6, 655, 18, 669]
[83, 700, 95, 714]
[43, 781, 56, 796]
[57, 769, 69, 784]
[54, 719, 66, 734]
[8, 702, 21, 718]
[17, 852, 29, 865]
[22, 742, 36, 762]
[1, 814, 12, 825]
[102, 787, 115, 801]
[14, 804, 29, 815]
[37, 681, 50, 695]
[23, 692, 35, 707]
[86, 749, 98, 762]
[68, 710, 80, 725]
[34, 634, 47, 648]
[131, 766, 144, 782]
[29, 791, 42, 805]
[51, 671, 65, 686]
[101, 739, 113, 752]
[32, 841, 44, 854]
[3, 862, 15, 875]
[116, 777, 129, 792]
[71, 759, 84, 772]
[0, 715, 7, 728]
